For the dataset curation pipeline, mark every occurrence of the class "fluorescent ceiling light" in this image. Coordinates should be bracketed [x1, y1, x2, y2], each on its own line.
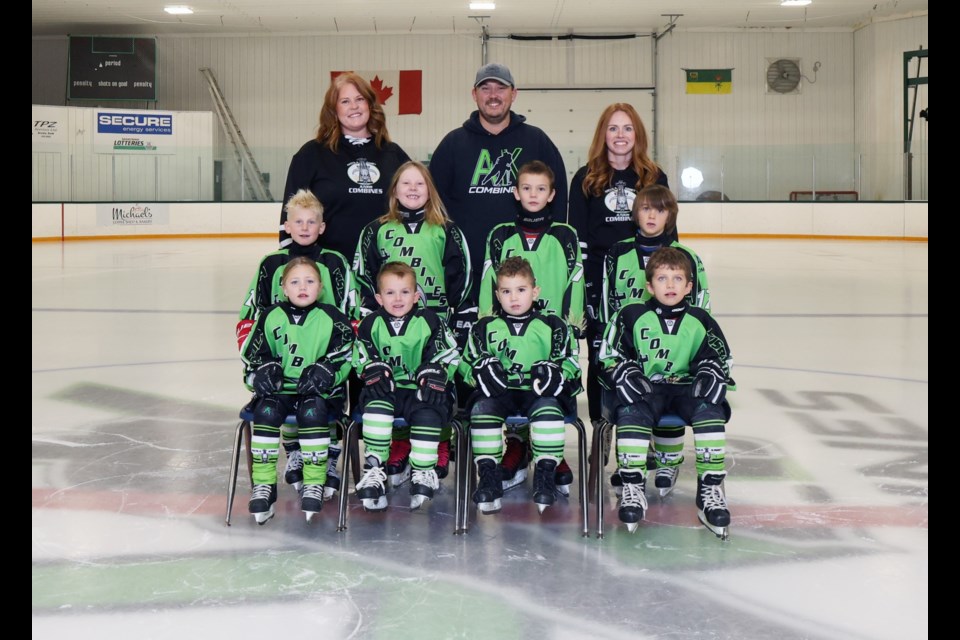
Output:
[469, 2, 496, 10]
[780, 0, 812, 5]
[164, 5, 194, 14]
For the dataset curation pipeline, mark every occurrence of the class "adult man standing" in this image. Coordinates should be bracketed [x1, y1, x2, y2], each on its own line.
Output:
[430, 62, 569, 491]
[430, 63, 568, 311]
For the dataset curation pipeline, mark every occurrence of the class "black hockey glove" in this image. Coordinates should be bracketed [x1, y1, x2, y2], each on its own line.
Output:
[450, 307, 477, 349]
[474, 356, 509, 398]
[691, 360, 727, 404]
[251, 362, 284, 396]
[530, 360, 564, 397]
[297, 360, 338, 396]
[360, 361, 395, 400]
[415, 363, 448, 405]
[608, 360, 653, 405]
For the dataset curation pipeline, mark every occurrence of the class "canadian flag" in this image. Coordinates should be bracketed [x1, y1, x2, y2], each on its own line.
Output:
[331, 70, 422, 115]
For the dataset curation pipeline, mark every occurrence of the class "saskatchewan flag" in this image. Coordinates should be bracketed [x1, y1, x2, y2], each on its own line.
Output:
[685, 69, 733, 94]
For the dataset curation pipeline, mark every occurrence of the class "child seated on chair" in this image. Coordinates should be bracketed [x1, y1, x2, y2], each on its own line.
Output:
[476, 160, 586, 498]
[240, 257, 354, 525]
[464, 256, 582, 515]
[598, 247, 734, 539]
[236, 188, 358, 500]
[352, 261, 461, 511]
[601, 184, 711, 498]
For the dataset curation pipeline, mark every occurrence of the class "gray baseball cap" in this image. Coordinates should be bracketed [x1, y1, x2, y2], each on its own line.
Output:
[474, 63, 515, 88]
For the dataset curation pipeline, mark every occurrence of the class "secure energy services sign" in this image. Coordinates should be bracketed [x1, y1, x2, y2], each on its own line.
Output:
[68, 36, 157, 101]
[94, 108, 176, 155]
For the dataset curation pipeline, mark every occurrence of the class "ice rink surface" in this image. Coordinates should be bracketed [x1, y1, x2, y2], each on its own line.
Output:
[32, 238, 928, 640]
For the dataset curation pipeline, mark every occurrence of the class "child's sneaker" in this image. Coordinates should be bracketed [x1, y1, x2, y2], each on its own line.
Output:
[385, 438, 412, 489]
[248, 483, 277, 525]
[500, 435, 529, 491]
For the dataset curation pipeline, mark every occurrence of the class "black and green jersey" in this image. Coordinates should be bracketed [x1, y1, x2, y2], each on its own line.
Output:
[353, 218, 472, 319]
[463, 310, 581, 391]
[478, 222, 585, 332]
[353, 307, 461, 390]
[598, 300, 732, 387]
[239, 243, 359, 321]
[601, 236, 709, 323]
[240, 301, 354, 395]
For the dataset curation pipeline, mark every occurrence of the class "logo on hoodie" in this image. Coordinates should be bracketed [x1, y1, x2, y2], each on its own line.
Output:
[347, 158, 383, 194]
[603, 180, 636, 221]
[468, 148, 522, 194]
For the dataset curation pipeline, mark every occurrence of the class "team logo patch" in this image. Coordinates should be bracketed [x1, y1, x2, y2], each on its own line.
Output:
[603, 180, 635, 215]
[347, 159, 381, 186]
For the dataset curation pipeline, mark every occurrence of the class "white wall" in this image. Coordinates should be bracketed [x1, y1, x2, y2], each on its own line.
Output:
[31, 201, 927, 241]
[32, 14, 927, 204]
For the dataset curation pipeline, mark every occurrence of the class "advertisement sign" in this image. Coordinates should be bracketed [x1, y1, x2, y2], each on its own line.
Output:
[94, 108, 176, 155]
[96, 203, 170, 226]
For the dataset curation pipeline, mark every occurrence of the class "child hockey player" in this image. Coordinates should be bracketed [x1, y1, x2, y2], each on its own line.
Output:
[465, 256, 581, 515]
[598, 247, 733, 538]
[352, 262, 461, 511]
[601, 184, 711, 497]
[353, 161, 472, 482]
[476, 160, 585, 497]
[240, 257, 354, 524]
[237, 188, 357, 501]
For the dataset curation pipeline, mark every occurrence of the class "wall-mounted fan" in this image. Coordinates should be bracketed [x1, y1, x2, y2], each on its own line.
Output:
[766, 58, 802, 94]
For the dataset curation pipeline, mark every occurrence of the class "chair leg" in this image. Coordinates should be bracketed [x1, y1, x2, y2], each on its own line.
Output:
[337, 419, 359, 532]
[225, 420, 250, 526]
[570, 418, 589, 537]
[594, 420, 613, 539]
[451, 418, 465, 535]
[459, 429, 473, 534]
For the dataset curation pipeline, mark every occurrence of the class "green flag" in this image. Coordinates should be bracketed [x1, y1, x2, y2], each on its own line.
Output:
[685, 69, 732, 94]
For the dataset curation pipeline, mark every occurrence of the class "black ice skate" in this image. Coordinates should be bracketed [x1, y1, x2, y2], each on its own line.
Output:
[356, 456, 388, 511]
[409, 468, 440, 510]
[473, 458, 504, 514]
[385, 438, 412, 490]
[554, 458, 573, 496]
[617, 470, 648, 533]
[500, 435, 530, 491]
[655, 465, 680, 498]
[248, 483, 277, 525]
[697, 471, 731, 540]
[300, 484, 324, 522]
[532, 457, 558, 514]
[324, 444, 342, 501]
[283, 447, 303, 492]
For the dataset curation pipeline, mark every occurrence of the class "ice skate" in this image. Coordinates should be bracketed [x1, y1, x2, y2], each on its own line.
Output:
[554, 458, 573, 496]
[283, 448, 303, 492]
[323, 444, 342, 501]
[436, 439, 451, 480]
[610, 469, 623, 497]
[301, 484, 324, 522]
[248, 483, 277, 525]
[500, 435, 530, 492]
[409, 468, 440, 510]
[655, 465, 680, 498]
[532, 457, 558, 514]
[356, 456, 389, 511]
[473, 458, 504, 514]
[385, 438, 412, 490]
[617, 471, 647, 533]
[697, 471, 730, 540]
